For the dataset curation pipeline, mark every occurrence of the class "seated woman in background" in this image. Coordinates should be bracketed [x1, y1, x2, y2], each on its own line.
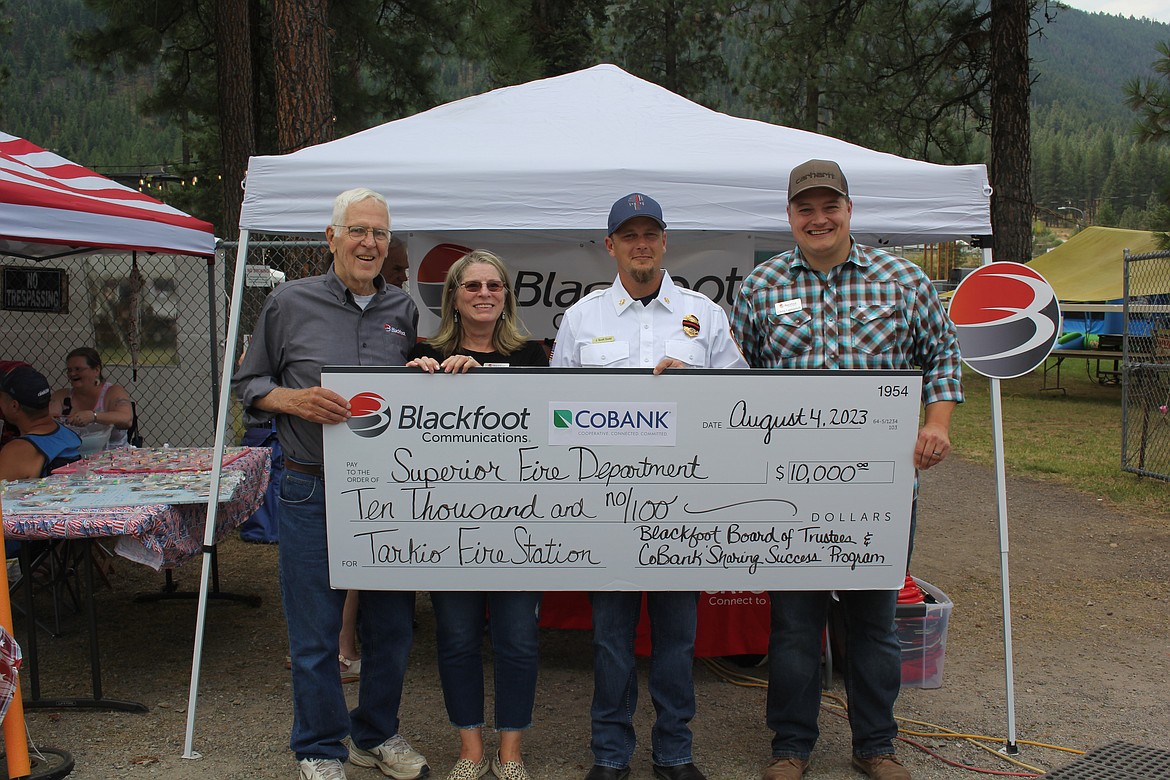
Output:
[407, 249, 546, 780]
[50, 347, 134, 449]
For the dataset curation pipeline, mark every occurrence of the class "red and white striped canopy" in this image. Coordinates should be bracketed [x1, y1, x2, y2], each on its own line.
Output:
[0, 131, 216, 259]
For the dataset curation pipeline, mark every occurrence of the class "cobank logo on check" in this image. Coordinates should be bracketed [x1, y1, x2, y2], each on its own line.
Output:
[548, 402, 678, 446]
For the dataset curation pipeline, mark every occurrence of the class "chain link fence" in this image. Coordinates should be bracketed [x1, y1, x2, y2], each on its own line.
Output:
[1122, 247, 1170, 480]
[2, 251, 224, 447]
[2, 239, 332, 450]
[222, 237, 332, 349]
[220, 237, 332, 440]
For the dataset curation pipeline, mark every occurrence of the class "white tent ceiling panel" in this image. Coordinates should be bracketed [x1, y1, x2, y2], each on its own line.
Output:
[240, 65, 992, 245]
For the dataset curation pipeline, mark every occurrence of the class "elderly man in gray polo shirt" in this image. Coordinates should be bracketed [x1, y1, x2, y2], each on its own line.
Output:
[234, 188, 427, 780]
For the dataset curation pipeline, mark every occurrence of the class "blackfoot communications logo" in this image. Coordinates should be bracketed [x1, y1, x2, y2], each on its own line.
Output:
[346, 392, 392, 438]
[948, 262, 1061, 380]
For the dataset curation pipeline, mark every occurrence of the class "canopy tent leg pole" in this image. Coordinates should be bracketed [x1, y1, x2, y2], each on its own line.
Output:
[207, 256, 221, 433]
[182, 230, 252, 760]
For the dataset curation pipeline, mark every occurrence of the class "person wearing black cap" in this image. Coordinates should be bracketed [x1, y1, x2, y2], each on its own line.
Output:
[0, 365, 82, 480]
[730, 160, 962, 780]
[551, 193, 746, 780]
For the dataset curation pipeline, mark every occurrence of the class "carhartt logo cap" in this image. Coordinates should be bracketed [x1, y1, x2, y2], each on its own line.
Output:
[787, 159, 849, 201]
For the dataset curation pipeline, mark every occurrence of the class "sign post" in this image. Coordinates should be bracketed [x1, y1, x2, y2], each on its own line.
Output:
[949, 261, 1061, 755]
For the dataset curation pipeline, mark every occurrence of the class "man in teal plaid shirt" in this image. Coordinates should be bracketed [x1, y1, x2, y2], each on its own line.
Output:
[730, 159, 963, 780]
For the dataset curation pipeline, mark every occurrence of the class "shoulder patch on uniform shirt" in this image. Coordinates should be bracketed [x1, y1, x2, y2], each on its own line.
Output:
[774, 298, 802, 315]
[591, 335, 616, 344]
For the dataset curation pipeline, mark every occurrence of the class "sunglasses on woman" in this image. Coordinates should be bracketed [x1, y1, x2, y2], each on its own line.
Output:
[459, 280, 505, 293]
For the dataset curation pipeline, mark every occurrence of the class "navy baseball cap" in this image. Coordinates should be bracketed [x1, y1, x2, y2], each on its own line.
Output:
[607, 193, 667, 235]
[0, 365, 52, 409]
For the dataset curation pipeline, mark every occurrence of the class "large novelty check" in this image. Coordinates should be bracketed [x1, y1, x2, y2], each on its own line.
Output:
[322, 368, 922, 591]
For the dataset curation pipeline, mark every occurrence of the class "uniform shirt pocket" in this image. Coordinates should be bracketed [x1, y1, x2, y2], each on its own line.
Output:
[664, 338, 706, 367]
[850, 304, 899, 355]
[579, 340, 631, 367]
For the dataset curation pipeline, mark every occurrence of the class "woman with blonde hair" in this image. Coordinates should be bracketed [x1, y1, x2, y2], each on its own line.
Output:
[411, 249, 546, 372]
[408, 249, 546, 780]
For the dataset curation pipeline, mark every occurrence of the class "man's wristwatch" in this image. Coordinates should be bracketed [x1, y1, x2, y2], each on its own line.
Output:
[92, 410, 98, 424]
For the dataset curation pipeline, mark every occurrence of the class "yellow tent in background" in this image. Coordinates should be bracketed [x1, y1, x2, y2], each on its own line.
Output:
[1027, 226, 1166, 301]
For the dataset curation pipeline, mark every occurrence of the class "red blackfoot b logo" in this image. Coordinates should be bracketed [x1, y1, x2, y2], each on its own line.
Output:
[948, 262, 1061, 380]
[418, 243, 473, 318]
[345, 392, 392, 438]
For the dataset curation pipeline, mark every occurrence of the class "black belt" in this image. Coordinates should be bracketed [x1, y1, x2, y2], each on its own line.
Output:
[286, 460, 324, 478]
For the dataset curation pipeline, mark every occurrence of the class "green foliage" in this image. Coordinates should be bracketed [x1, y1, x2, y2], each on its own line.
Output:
[0, 0, 10, 95]
[526, 0, 609, 77]
[66, 0, 463, 231]
[451, 0, 610, 91]
[451, 0, 545, 88]
[1031, 104, 1170, 229]
[1096, 199, 1119, 226]
[1124, 40, 1170, 143]
[736, 0, 990, 164]
[4, 0, 1170, 244]
[0, 0, 180, 167]
[1031, 10, 1170, 235]
[1031, 6, 1170, 124]
[1121, 39, 1170, 248]
[605, 0, 733, 109]
[1032, 219, 1061, 254]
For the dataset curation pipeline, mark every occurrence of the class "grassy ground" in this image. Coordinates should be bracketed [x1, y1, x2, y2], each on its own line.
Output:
[950, 356, 1169, 522]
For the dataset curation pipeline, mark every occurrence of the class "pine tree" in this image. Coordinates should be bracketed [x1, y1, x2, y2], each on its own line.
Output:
[1124, 39, 1170, 245]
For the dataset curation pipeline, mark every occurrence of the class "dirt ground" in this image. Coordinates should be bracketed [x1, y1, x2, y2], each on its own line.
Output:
[11, 453, 1170, 780]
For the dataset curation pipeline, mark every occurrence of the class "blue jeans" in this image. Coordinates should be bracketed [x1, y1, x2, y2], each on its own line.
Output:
[765, 589, 901, 760]
[431, 591, 542, 730]
[589, 591, 698, 768]
[279, 471, 416, 761]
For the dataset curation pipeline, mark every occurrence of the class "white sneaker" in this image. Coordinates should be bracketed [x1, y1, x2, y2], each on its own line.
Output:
[348, 734, 429, 780]
[300, 757, 348, 780]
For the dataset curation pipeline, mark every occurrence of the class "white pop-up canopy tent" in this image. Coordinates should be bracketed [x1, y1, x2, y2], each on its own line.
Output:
[237, 64, 992, 338]
[187, 65, 1004, 756]
[240, 63, 991, 244]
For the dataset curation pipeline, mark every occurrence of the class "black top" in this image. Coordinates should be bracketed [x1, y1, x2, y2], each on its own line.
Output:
[409, 339, 549, 367]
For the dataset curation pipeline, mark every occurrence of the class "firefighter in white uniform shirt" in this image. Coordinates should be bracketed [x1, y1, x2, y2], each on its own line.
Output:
[550, 193, 746, 780]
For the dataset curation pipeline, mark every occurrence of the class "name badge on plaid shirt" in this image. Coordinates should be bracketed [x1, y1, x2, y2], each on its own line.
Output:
[774, 298, 802, 315]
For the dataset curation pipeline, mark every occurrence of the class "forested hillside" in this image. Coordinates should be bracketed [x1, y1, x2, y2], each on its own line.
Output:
[0, 0, 179, 169]
[0, 0, 1167, 232]
[1030, 6, 1170, 225]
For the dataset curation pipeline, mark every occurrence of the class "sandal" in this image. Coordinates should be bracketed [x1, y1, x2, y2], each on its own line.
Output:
[339, 654, 361, 684]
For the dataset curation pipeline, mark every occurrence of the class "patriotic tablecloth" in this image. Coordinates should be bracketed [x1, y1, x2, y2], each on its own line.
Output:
[1, 447, 270, 570]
